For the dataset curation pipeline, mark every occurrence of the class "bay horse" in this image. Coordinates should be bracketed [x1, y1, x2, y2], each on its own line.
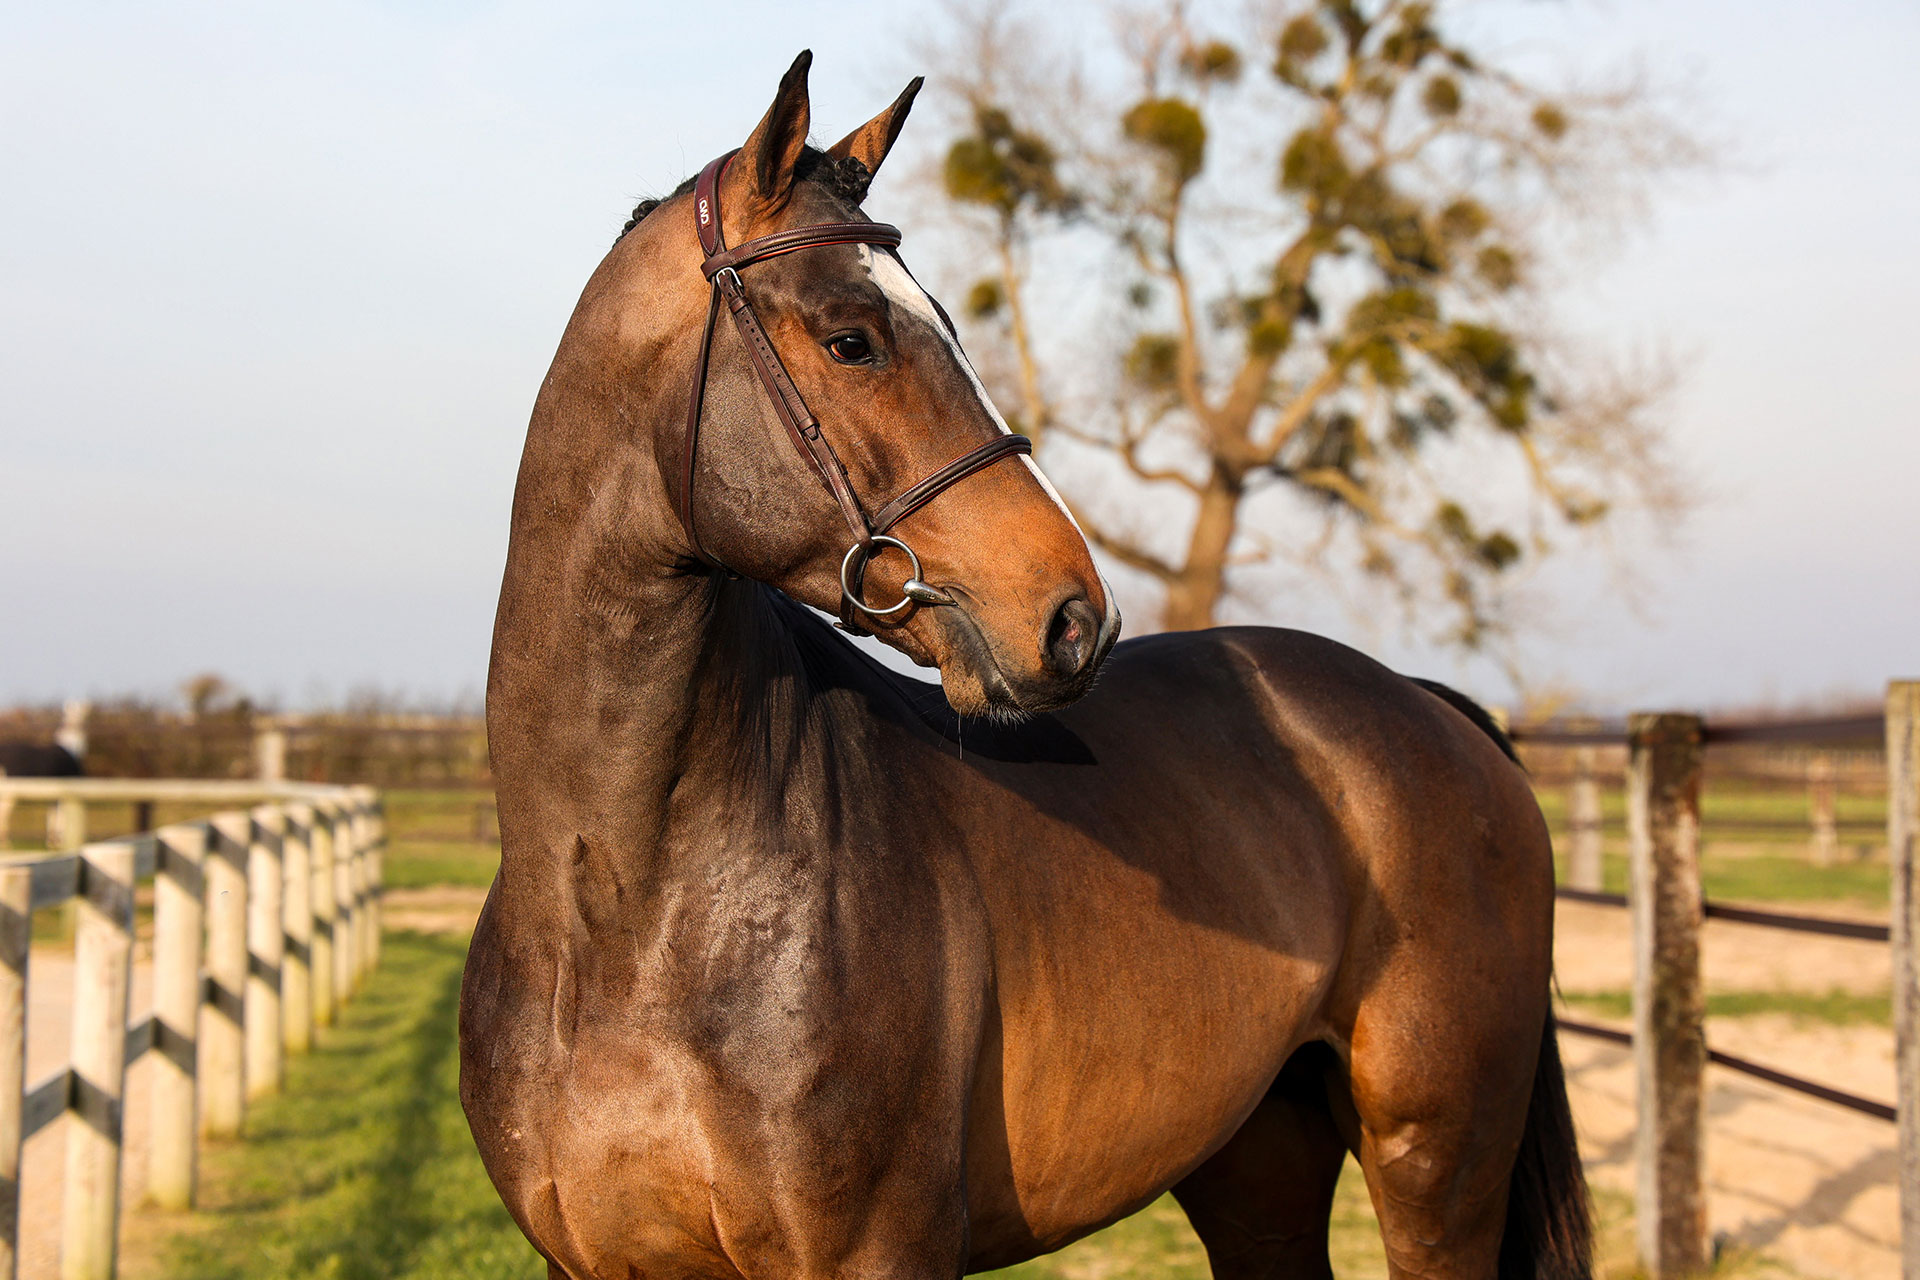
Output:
[462, 52, 1590, 1280]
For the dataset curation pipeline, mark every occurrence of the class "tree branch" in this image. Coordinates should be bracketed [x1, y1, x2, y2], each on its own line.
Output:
[1053, 420, 1204, 493]
[994, 223, 1053, 443]
[1066, 501, 1179, 582]
[1254, 360, 1349, 462]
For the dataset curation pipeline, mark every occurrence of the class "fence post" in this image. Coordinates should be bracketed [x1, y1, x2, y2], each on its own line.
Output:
[332, 808, 356, 1001]
[200, 813, 249, 1139]
[49, 795, 85, 853]
[245, 806, 285, 1099]
[369, 793, 385, 970]
[310, 804, 335, 1030]
[1889, 681, 1919, 1280]
[281, 804, 313, 1056]
[351, 803, 372, 984]
[1629, 711, 1708, 1280]
[1809, 752, 1838, 867]
[0, 864, 32, 1279]
[1569, 742, 1605, 891]
[62, 841, 136, 1280]
[252, 720, 287, 783]
[149, 823, 207, 1212]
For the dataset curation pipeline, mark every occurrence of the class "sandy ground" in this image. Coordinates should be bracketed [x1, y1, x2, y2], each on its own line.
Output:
[13, 891, 1897, 1279]
[1555, 899, 1897, 1280]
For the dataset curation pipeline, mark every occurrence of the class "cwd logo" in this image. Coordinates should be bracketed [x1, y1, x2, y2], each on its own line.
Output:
[698, 199, 710, 225]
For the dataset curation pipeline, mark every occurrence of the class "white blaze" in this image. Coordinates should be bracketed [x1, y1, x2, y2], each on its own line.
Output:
[859, 246, 1082, 534]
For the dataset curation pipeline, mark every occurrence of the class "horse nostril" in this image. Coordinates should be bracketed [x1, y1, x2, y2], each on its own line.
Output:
[1043, 595, 1101, 680]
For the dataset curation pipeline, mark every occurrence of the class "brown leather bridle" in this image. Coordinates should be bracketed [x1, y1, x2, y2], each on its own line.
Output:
[680, 151, 1034, 634]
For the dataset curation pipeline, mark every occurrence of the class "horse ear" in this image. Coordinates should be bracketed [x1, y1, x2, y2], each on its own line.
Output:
[827, 77, 924, 187]
[738, 50, 813, 210]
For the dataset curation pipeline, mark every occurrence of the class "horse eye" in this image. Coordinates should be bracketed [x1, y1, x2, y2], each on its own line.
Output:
[826, 332, 874, 365]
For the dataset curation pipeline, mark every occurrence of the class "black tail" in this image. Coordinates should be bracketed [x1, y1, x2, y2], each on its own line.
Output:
[1409, 677, 1521, 764]
[1498, 1017, 1594, 1278]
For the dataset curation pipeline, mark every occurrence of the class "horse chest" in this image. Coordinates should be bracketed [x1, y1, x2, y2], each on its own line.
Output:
[467, 858, 980, 1273]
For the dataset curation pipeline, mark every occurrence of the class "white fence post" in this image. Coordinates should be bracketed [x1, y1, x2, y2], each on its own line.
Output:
[1809, 752, 1839, 866]
[281, 804, 313, 1056]
[367, 793, 385, 971]
[354, 801, 374, 984]
[149, 823, 207, 1212]
[310, 805, 335, 1030]
[1569, 742, 1605, 891]
[245, 806, 285, 1099]
[200, 813, 249, 1139]
[49, 796, 85, 853]
[62, 841, 136, 1280]
[0, 864, 32, 1279]
[331, 808, 356, 1002]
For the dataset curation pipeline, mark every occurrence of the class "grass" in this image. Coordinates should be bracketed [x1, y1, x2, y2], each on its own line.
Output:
[980, 1161, 1389, 1280]
[1533, 779, 1887, 835]
[1560, 988, 1892, 1028]
[143, 931, 545, 1280]
[126, 791, 1797, 1280]
[383, 790, 501, 889]
[1552, 848, 1892, 909]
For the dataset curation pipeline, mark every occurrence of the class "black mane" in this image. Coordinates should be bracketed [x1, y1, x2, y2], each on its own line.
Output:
[615, 146, 873, 245]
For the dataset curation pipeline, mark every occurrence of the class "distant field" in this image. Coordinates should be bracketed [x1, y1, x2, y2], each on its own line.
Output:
[3, 778, 1891, 910]
[376, 782, 1893, 909]
[382, 789, 501, 888]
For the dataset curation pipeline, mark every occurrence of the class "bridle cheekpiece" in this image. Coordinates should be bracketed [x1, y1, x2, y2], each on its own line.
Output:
[679, 151, 1034, 634]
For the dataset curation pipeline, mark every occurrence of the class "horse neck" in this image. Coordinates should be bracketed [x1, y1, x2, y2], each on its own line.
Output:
[484, 225, 859, 913]
[486, 491, 825, 906]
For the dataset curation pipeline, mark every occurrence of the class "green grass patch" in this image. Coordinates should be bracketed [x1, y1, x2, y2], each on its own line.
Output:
[383, 790, 496, 841]
[381, 790, 500, 889]
[384, 839, 500, 890]
[1534, 779, 1887, 849]
[1551, 848, 1890, 909]
[972, 1159, 1389, 1279]
[150, 931, 545, 1280]
[1561, 988, 1891, 1028]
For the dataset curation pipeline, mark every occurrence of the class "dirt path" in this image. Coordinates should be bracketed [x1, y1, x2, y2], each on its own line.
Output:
[1555, 899, 1897, 1280]
[378, 885, 487, 934]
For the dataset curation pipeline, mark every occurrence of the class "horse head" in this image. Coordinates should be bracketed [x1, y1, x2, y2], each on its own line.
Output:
[531, 52, 1116, 720]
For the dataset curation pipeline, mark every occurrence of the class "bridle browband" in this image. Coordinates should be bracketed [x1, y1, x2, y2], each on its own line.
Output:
[679, 151, 1033, 634]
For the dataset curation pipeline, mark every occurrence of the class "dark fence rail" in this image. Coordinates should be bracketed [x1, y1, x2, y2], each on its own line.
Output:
[1512, 712, 1887, 747]
[1539, 685, 1919, 1280]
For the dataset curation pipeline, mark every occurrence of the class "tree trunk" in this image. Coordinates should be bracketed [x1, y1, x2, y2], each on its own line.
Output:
[1161, 475, 1241, 631]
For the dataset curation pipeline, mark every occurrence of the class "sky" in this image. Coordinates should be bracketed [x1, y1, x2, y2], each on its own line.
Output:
[2, 0, 1915, 715]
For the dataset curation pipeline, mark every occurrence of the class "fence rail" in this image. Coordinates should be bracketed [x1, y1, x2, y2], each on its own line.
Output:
[1538, 682, 1920, 1280]
[0, 779, 385, 1280]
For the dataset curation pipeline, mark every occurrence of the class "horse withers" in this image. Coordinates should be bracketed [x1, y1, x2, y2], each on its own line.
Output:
[461, 51, 1590, 1280]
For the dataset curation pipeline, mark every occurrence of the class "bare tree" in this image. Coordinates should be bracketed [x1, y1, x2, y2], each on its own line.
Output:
[925, 0, 1700, 647]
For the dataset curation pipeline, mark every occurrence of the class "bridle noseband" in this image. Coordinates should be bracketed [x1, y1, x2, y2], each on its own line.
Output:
[679, 151, 1034, 634]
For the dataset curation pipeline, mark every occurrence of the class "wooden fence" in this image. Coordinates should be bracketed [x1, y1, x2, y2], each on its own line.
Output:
[0, 779, 385, 1280]
[1511, 681, 1918, 1280]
